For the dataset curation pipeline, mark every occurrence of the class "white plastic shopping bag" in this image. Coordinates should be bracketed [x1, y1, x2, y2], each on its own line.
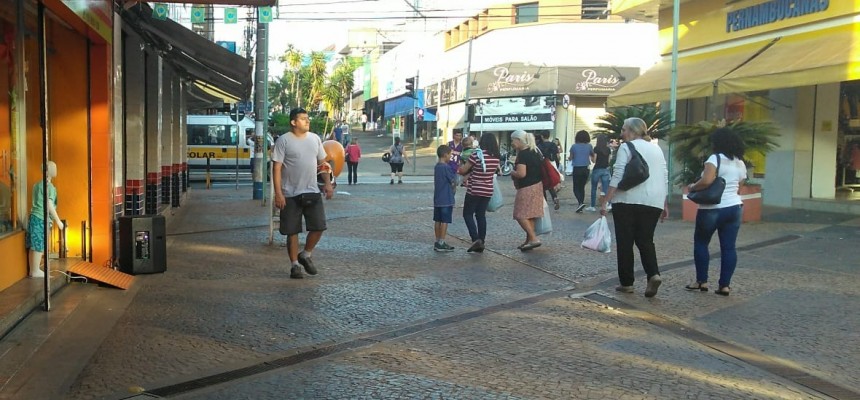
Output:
[581, 216, 612, 253]
[534, 199, 553, 235]
[555, 162, 565, 182]
[487, 176, 503, 212]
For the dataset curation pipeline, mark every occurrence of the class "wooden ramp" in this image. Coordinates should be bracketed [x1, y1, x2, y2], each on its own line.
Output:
[67, 261, 135, 290]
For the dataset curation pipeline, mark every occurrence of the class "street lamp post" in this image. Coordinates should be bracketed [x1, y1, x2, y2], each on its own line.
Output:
[668, 0, 680, 195]
[463, 36, 473, 137]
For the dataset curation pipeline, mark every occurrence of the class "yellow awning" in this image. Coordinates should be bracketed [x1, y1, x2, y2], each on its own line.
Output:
[607, 40, 774, 107]
[721, 24, 860, 94]
[194, 81, 241, 104]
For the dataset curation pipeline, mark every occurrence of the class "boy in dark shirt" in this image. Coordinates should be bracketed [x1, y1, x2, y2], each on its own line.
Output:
[434, 145, 456, 252]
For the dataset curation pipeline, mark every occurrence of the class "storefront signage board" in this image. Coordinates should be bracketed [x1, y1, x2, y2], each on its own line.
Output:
[657, 0, 852, 53]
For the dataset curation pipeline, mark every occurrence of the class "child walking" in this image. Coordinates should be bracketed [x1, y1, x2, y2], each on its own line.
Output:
[434, 145, 456, 252]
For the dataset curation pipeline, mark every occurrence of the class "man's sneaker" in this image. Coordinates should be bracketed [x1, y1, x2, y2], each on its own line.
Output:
[585, 206, 597, 212]
[390, 179, 394, 185]
[644, 275, 662, 298]
[576, 204, 587, 213]
[434, 242, 454, 252]
[615, 285, 634, 293]
[298, 253, 318, 275]
[290, 265, 304, 279]
[606, 204, 613, 211]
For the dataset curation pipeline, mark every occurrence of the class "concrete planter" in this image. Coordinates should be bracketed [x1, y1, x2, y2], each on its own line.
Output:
[682, 185, 762, 223]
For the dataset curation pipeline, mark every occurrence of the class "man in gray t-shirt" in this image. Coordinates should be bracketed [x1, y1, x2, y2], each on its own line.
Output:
[272, 108, 333, 279]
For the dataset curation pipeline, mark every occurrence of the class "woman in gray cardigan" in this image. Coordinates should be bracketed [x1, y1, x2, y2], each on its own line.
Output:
[600, 117, 669, 298]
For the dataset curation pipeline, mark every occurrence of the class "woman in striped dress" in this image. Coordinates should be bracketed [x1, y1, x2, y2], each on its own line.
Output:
[459, 133, 501, 253]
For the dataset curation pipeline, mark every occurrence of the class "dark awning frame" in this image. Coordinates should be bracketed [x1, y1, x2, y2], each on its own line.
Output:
[120, 3, 253, 101]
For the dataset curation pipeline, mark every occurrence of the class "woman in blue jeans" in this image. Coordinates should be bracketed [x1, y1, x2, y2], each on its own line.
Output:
[568, 130, 593, 213]
[587, 134, 612, 212]
[685, 127, 748, 296]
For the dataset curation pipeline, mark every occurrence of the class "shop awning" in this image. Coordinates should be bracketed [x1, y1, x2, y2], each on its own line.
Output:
[607, 40, 774, 107]
[121, 3, 253, 101]
[721, 24, 860, 94]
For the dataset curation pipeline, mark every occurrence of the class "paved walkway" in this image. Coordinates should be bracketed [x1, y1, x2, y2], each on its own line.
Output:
[0, 129, 857, 399]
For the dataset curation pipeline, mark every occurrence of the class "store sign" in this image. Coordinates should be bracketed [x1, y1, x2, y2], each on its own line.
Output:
[472, 114, 552, 124]
[726, 0, 830, 33]
[560, 67, 639, 96]
[440, 77, 460, 104]
[62, 0, 112, 42]
[424, 83, 439, 107]
[573, 69, 624, 94]
[471, 63, 555, 98]
[469, 96, 554, 131]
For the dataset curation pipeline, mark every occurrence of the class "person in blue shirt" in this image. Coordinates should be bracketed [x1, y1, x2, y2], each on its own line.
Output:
[433, 145, 456, 252]
[569, 130, 594, 213]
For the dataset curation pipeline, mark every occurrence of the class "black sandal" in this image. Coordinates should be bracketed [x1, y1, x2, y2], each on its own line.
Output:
[715, 286, 731, 296]
[685, 282, 709, 292]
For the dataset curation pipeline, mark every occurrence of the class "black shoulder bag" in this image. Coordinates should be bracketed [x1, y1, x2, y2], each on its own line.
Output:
[687, 155, 726, 205]
[617, 141, 650, 191]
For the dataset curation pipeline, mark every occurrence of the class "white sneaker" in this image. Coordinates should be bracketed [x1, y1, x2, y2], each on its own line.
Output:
[606, 204, 613, 211]
[585, 207, 597, 212]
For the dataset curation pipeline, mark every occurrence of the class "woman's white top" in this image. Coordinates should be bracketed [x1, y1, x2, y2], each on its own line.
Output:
[609, 139, 668, 210]
[698, 153, 747, 210]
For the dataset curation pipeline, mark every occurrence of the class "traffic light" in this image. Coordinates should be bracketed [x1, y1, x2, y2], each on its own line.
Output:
[405, 77, 416, 98]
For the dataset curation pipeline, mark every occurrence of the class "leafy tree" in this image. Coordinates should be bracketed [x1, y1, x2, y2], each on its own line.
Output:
[268, 76, 290, 113]
[668, 120, 779, 185]
[279, 45, 304, 107]
[594, 105, 672, 140]
[307, 51, 328, 110]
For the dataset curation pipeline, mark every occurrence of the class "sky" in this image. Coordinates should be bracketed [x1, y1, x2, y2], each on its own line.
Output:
[182, 0, 500, 77]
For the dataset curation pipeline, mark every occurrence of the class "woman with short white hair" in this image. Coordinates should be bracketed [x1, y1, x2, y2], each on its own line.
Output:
[600, 117, 669, 298]
[510, 130, 544, 251]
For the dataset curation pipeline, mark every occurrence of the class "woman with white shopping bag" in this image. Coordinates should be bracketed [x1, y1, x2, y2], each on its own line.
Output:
[600, 117, 669, 298]
[459, 133, 501, 253]
[510, 130, 545, 251]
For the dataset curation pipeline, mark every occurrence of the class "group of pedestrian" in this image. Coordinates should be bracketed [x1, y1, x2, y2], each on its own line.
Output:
[432, 130, 547, 253]
[596, 117, 745, 298]
[271, 108, 746, 300]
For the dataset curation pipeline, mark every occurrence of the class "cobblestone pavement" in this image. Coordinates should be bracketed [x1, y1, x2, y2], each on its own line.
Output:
[0, 130, 857, 400]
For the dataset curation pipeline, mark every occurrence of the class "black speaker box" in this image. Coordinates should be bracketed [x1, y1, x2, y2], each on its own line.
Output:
[118, 215, 167, 275]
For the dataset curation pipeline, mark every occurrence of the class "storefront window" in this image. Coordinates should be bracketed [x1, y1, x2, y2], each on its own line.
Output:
[838, 81, 860, 199]
[0, 19, 16, 237]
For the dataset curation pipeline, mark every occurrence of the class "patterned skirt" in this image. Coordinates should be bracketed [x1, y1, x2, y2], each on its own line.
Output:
[513, 182, 545, 220]
[26, 214, 50, 252]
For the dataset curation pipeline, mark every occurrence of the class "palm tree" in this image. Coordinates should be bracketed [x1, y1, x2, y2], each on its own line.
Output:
[594, 105, 672, 140]
[330, 61, 356, 119]
[268, 76, 289, 113]
[307, 51, 328, 110]
[668, 120, 779, 185]
[280, 45, 303, 107]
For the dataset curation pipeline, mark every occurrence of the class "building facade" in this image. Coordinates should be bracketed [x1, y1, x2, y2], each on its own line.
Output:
[0, 1, 251, 292]
[611, 0, 860, 214]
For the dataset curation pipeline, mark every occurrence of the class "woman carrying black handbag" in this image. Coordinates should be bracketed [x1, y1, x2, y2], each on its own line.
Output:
[685, 127, 748, 296]
[600, 117, 668, 298]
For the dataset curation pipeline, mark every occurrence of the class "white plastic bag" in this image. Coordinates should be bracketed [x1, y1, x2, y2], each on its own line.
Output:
[565, 160, 574, 176]
[581, 216, 612, 253]
[534, 199, 552, 235]
[555, 163, 565, 182]
[487, 176, 503, 212]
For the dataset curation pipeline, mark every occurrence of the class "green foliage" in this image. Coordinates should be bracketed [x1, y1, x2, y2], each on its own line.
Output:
[668, 120, 779, 185]
[269, 113, 291, 135]
[594, 105, 672, 140]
